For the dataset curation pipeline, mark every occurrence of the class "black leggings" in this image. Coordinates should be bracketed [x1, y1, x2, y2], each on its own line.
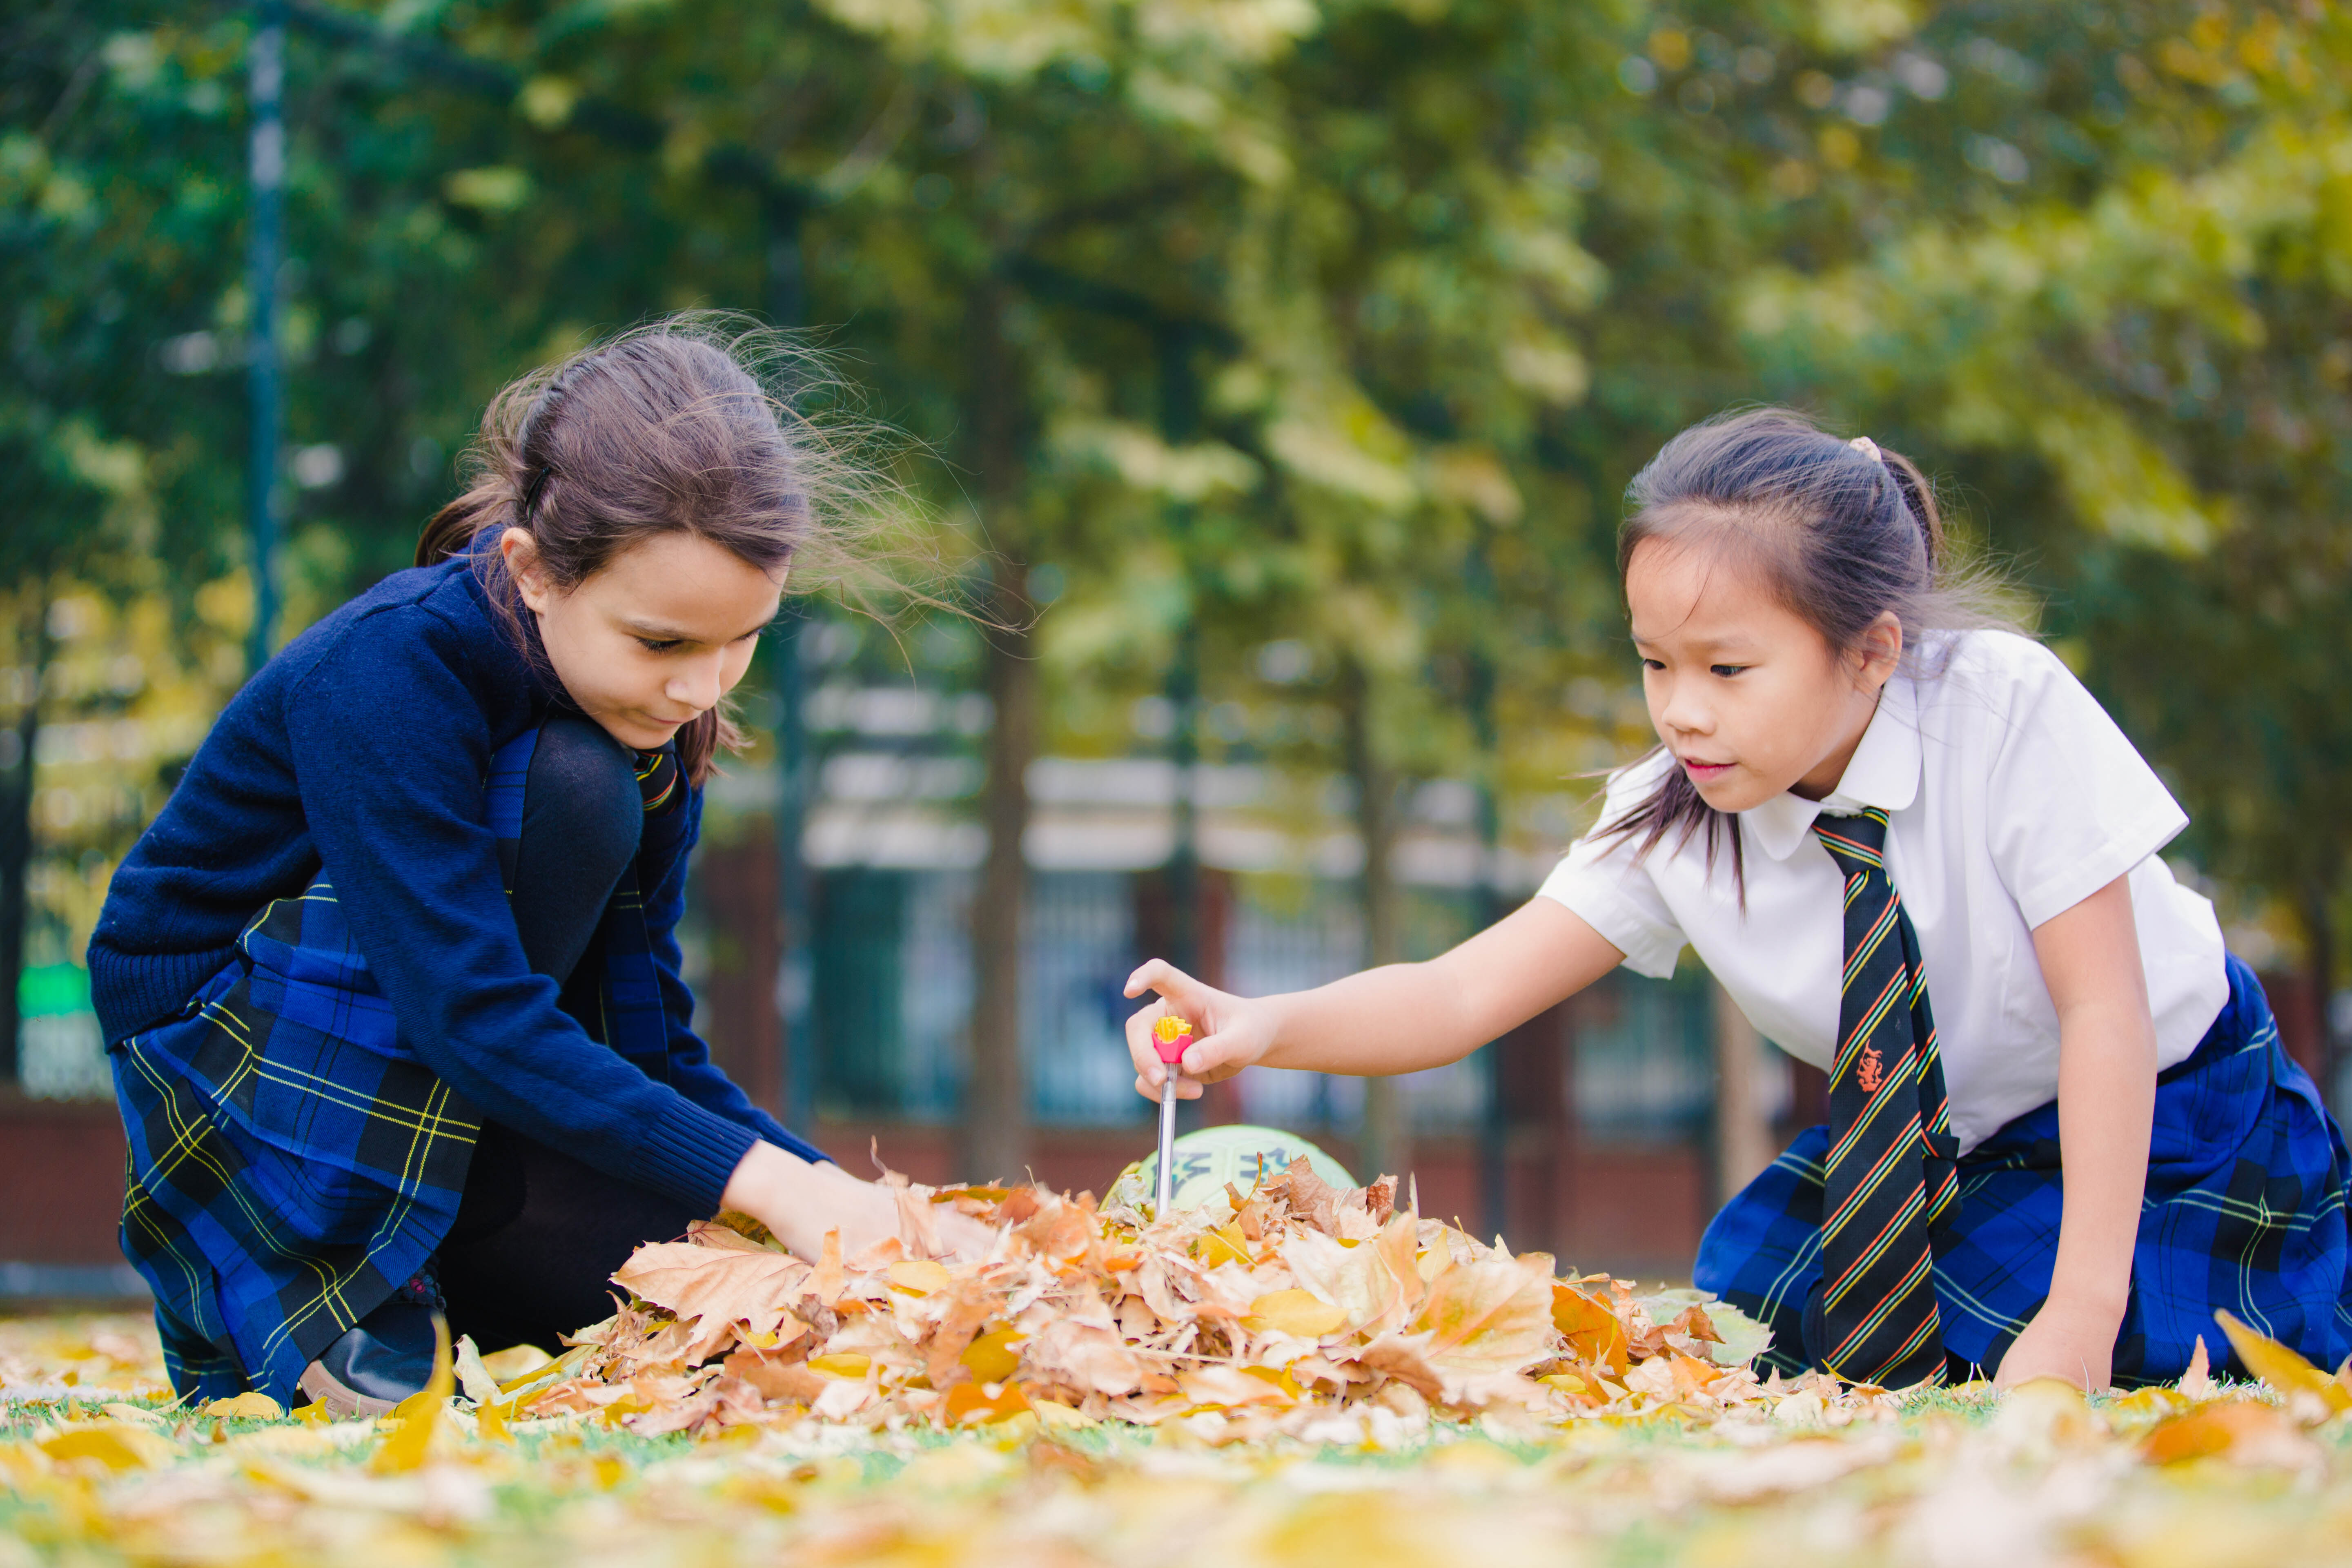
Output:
[435, 715, 704, 1354]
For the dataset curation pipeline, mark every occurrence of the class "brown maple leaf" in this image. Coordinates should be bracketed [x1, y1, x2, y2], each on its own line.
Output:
[611, 1241, 811, 1364]
[723, 1345, 827, 1405]
[1264, 1157, 1341, 1235]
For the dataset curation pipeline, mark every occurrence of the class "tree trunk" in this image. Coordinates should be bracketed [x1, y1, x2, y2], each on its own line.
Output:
[1711, 978, 1775, 1203]
[1341, 655, 1408, 1185]
[0, 587, 52, 1087]
[959, 276, 1034, 1184]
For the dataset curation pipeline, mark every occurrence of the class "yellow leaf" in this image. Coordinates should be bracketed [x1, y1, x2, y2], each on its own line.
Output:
[1196, 1225, 1251, 1268]
[944, 1379, 1031, 1425]
[808, 1353, 872, 1378]
[475, 1398, 511, 1444]
[961, 1327, 1023, 1384]
[1552, 1284, 1629, 1376]
[2143, 1399, 2307, 1465]
[371, 1314, 453, 1473]
[480, 1344, 554, 1384]
[1243, 1290, 1349, 1338]
[1029, 1397, 1097, 1430]
[2107, 1386, 2188, 1418]
[39, 1423, 178, 1470]
[1178, 1364, 1294, 1408]
[98, 1403, 165, 1426]
[200, 1391, 284, 1420]
[1241, 1364, 1303, 1399]
[889, 1259, 953, 1296]
[2213, 1310, 2352, 1412]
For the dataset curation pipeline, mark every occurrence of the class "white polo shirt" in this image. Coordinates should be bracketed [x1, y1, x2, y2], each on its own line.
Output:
[1537, 629, 2228, 1154]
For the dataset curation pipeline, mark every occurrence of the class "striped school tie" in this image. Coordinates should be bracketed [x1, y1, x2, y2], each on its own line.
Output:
[1811, 806, 1961, 1388]
[633, 744, 681, 816]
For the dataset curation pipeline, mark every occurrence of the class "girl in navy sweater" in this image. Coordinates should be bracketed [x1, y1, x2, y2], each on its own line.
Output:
[91, 321, 980, 1412]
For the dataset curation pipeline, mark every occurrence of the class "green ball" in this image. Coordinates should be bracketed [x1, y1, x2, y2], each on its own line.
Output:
[1107, 1124, 1357, 1214]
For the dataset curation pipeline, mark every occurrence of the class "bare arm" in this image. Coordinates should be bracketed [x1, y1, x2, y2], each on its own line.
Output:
[1124, 897, 1626, 1097]
[1996, 874, 2156, 1389]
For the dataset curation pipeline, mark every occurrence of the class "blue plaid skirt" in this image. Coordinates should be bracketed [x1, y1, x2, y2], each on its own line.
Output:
[113, 725, 687, 1403]
[1696, 954, 2352, 1385]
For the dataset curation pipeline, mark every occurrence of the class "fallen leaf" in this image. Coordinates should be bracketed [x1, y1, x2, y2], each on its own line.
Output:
[945, 1380, 1031, 1425]
[613, 1242, 812, 1362]
[2143, 1399, 2319, 1468]
[1244, 1290, 1350, 1338]
[889, 1258, 953, 1296]
[961, 1325, 1025, 1384]
[724, 1345, 826, 1403]
[1553, 1285, 1629, 1376]
[1413, 1256, 1555, 1377]
[2179, 1335, 2216, 1399]
[371, 1314, 453, 1473]
[2213, 1310, 2352, 1414]
[453, 1334, 501, 1406]
[39, 1423, 179, 1470]
[480, 1344, 554, 1384]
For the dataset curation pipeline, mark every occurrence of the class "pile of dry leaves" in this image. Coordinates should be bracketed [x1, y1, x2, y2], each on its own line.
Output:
[502, 1160, 1775, 1441]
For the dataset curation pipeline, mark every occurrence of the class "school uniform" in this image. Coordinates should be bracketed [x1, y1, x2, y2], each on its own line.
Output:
[88, 552, 824, 1403]
[1539, 629, 2352, 1384]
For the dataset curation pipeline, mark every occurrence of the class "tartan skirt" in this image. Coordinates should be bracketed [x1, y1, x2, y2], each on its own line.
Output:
[1695, 954, 2352, 1385]
[111, 725, 675, 1403]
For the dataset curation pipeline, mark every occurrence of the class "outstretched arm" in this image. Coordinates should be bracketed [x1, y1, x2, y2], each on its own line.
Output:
[1123, 896, 1625, 1098]
[1996, 874, 2157, 1391]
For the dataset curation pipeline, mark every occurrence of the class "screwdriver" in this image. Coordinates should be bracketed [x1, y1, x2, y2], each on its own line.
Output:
[1150, 1015, 1194, 1219]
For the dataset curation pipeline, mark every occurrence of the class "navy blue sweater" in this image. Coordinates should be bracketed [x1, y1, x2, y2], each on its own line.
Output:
[89, 555, 806, 1213]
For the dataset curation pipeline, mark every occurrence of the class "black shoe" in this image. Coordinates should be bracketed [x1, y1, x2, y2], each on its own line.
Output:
[297, 1273, 442, 1418]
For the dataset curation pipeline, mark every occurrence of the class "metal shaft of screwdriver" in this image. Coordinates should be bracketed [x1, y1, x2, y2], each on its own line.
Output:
[1155, 1073, 1178, 1218]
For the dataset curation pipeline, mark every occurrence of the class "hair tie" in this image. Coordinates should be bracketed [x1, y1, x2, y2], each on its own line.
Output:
[1849, 436, 1885, 466]
[519, 463, 554, 521]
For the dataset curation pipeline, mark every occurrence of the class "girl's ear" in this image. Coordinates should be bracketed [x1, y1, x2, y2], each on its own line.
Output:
[1854, 610, 1903, 690]
[501, 527, 555, 614]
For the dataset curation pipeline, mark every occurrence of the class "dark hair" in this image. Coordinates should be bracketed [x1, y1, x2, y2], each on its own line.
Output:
[419, 315, 891, 785]
[1593, 407, 2016, 891]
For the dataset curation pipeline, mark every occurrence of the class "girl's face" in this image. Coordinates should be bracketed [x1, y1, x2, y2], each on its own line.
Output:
[1625, 536, 1900, 811]
[504, 528, 784, 753]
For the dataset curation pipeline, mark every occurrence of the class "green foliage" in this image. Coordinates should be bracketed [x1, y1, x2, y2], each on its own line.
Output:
[4, 0, 2349, 1043]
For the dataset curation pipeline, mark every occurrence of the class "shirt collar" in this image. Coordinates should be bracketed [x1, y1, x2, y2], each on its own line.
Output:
[1740, 673, 1922, 861]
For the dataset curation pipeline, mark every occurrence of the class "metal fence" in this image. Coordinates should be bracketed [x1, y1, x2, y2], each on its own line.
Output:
[800, 868, 1719, 1140]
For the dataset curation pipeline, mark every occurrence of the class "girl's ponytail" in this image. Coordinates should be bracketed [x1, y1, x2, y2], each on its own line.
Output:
[415, 372, 552, 571]
[1880, 447, 1944, 570]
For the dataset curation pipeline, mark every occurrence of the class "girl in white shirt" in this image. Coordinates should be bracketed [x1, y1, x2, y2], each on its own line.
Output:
[1121, 408, 2352, 1390]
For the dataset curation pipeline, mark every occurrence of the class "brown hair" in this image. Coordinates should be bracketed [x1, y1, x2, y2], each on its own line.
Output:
[1593, 407, 2018, 893]
[420, 315, 896, 785]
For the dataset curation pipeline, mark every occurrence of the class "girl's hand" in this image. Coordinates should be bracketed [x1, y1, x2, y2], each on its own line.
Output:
[1993, 1297, 2120, 1392]
[1122, 959, 1280, 1101]
[721, 1141, 996, 1263]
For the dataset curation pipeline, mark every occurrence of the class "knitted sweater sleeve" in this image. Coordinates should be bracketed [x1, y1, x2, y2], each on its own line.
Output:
[281, 605, 758, 1213]
[636, 786, 831, 1163]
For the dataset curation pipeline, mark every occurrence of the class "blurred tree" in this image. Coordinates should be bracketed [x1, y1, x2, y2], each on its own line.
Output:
[15, 0, 2344, 1152]
[1731, 2, 2352, 1089]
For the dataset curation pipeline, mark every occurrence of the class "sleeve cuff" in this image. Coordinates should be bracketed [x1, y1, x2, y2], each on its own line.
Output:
[745, 1107, 833, 1166]
[1534, 879, 1683, 979]
[626, 1094, 763, 1215]
[2015, 803, 2188, 929]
